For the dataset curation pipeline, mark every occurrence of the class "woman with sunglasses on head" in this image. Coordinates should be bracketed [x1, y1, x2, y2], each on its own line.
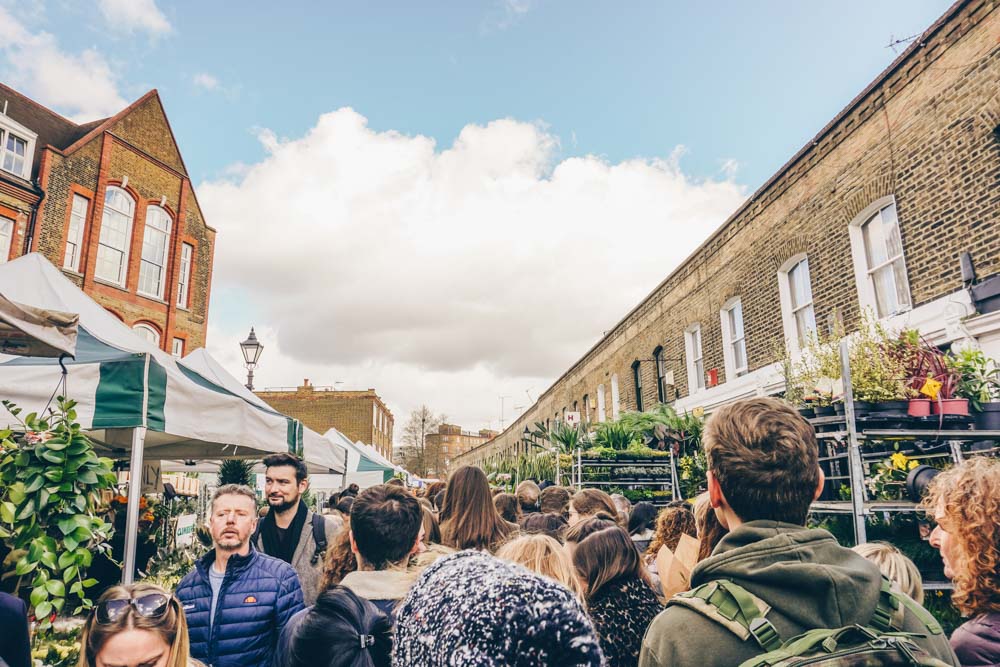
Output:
[78, 583, 202, 667]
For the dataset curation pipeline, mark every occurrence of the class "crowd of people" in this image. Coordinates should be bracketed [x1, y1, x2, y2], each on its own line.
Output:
[4, 398, 993, 666]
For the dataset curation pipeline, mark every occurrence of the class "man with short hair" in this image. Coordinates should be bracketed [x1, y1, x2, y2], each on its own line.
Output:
[538, 485, 571, 518]
[254, 452, 343, 605]
[515, 480, 540, 515]
[639, 398, 958, 667]
[340, 483, 424, 615]
[176, 484, 304, 667]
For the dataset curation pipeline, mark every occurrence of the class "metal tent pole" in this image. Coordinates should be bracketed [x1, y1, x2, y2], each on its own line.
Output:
[839, 339, 867, 545]
[121, 426, 148, 585]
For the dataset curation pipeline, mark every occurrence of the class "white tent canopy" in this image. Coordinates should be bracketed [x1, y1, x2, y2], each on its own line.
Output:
[0, 253, 346, 582]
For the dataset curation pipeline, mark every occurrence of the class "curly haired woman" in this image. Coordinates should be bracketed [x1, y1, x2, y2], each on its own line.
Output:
[924, 456, 1000, 666]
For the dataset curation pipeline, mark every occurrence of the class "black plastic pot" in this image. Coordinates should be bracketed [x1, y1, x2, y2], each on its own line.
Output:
[973, 402, 1000, 431]
[813, 405, 836, 417]
[832, 402, 845, 416]
[853, 401, 875, 418]
[871, 400, 909, 417]
[797, 407, 814, 419]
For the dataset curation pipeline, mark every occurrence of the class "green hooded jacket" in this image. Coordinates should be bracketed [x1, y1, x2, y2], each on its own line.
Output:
[638, 521, 958, 667]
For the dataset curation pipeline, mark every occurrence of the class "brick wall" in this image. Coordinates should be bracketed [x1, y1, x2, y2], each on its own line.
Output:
[457, 0, 1000, 469]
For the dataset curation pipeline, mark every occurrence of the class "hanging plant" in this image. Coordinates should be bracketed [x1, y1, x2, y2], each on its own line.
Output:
[0, 397, 117, 627]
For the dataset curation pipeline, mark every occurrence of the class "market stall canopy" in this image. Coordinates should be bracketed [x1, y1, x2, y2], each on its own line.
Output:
[0, 253, 344, 470]
[0, 292, 78, 358]
[325, 428, 396, 487]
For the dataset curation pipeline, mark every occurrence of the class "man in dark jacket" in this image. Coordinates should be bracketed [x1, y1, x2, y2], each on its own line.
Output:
[176, 484, 304, 667]
[639, 398, 958, 667]
[254, 453, 342, 605]
[0, 592, 30, 667]
[339, 484, 424, 615]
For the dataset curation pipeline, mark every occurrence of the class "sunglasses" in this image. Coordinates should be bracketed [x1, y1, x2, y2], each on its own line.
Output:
[96, 593, 171, 625]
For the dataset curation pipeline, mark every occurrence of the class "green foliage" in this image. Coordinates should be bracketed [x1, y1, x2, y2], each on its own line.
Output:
[592, 421, 640, 450]
[142, 543, 207, 592]
[31, 620, 83, 666]
[849, 311, 909, 402]
[300, 487, 317, 511]
[218, 458, 256, 487]
[948, 348, 1000, 411]
[0, 397, 117, 627]
[678, 449, 708, 499]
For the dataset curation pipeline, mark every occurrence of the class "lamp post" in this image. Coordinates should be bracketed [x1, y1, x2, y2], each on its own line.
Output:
[239, 327, 264, 391]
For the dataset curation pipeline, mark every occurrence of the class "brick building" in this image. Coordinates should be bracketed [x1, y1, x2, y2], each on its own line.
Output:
[423, 424, 498, 477]
[457, 0, 1000, 470]
[0, 83, 215, 355]
[255, 381, 395, 461]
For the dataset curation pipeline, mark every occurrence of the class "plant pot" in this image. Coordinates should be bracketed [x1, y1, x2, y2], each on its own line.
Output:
[853, 401, 875, 418]
[932, 398, 969, 416]
[813, 405, 835, 417]
[832, 402, 845, 416]
[973, 402, 1000, 431]
[797, 407, 815, 419]
[908, 399, 932, 417]
[871, 400, 908, 417]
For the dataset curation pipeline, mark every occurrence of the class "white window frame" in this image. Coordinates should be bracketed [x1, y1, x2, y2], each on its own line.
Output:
[64, 194, 89, 272]
[721, 297, 748, 380]
[177, 243, 193, 307]
[583, 394, 591, 421]
[95, 186, 136, 287]
[171, 337, 184, 357]
[684, 324, 705, 394]
[597, 384, 606, 422]
[777, 254, 817, 354]
[848, 196, 912, 318]
[632, 361, 644, 412]
[653, 346, 667, 403]
[610, 374, 620, 420]
[132, 323, 161, 347]
[0, 216, 13, 264]
[138, 205, 172, 299]
[0, 116, 37, 180]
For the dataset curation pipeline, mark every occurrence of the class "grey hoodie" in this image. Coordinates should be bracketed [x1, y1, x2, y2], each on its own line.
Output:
[639, 521, 958, 667]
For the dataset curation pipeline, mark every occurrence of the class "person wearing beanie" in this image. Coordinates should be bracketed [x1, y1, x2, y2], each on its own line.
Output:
[393, 550, 604, 666]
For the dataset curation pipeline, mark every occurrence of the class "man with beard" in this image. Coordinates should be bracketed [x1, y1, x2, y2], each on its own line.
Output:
[254, 452, 344, 605]
[176, 484, 304, 667]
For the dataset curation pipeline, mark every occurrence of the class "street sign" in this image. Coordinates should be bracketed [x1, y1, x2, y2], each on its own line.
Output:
[564, 411, 581, 426]
[175, 514, 196, 547]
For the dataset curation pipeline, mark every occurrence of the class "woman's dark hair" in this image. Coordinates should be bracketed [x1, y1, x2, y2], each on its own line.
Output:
[284, 586, 390, 667]
[522, 512, 569, 543]
[493, 492, 520, 524]
[421, 506, 441, 545]
[433, 490, 446, 512]
[573, 526, 651, 600]
[336, 496, 355, 515]
[439, 466, 515, 552]
[628, 502, 658, 536]
[564, 512, 618, 545]
[425, 481, 446, 503]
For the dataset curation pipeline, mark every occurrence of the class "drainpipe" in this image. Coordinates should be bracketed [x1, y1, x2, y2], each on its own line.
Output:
[23, 189, 42, 255]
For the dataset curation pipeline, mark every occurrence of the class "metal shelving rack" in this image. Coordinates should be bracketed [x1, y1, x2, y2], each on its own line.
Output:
[571, 448, 680, 506]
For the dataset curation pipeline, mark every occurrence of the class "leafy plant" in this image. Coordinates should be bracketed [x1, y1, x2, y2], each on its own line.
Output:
[218, 458, 256, 487]
[142, 543, 207, 592]
[849, 311, 909, 403]
[0, 398, 117, 626]
[867, 448, 920, 500]
[592, 421, 640, 450]
[947, 348, 1000, 411]
[31, 619, 83, 667]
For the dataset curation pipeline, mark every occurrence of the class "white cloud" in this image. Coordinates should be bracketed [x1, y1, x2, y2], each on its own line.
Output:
[483, 0, 535, 32]
[193, 73, 220, 91]
[0, 6, 128, 122]
[200, 110, 746, 435]
[97, 0, 171, 35]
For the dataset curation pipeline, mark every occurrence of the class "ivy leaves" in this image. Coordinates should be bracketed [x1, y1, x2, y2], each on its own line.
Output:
[0, 397, 116, 627]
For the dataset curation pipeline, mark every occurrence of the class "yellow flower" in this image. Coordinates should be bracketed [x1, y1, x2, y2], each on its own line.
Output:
[908, 460, 920, 470]
[890, 452, 909, 471]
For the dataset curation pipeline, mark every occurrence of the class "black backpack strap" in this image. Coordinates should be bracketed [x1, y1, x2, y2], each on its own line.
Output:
[310, 513, 328, 565]
[669, 580, 783, 652]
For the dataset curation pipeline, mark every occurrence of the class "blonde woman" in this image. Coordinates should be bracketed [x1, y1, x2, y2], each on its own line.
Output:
[851, 541, 924, 604]
[496, 533, 584, 600]
[78, 583, 203, 667]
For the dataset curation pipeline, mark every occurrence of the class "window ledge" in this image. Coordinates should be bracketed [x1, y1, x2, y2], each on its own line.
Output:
[94, 277, 129, 293]
[61, 268, 83, 278]
[137, 291, 168, 306]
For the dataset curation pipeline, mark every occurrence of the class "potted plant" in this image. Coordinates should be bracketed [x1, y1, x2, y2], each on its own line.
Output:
[849, 313, 909, 418]
[893, 330, 944, 419]
[948, 348, 1000, 428]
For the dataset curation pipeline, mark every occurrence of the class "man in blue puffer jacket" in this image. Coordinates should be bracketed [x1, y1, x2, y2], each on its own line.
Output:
[176, 484, 304, 667]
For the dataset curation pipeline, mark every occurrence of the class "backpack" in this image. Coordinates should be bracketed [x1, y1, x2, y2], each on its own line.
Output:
[252, 513, 328, 565]
[669, 578, 950, 666]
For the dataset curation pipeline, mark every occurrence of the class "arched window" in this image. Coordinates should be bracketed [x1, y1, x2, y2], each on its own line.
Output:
[138, 205, 172, 299]
[778, 254, 817, 352]
[95, 186, 135, 286]
[610, 374, 620, 420]
[721, 297, 748, 379]
[132, 322, 161, 347]
[685, 324, 705, 393]
[597, 384, 606, 422]
[632, 360, 644, 412]
[848, 198, 911, 317]
[652, 346, 666, 403]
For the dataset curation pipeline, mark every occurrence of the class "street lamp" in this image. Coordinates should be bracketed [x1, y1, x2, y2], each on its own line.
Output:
[239, 327, 263, 391]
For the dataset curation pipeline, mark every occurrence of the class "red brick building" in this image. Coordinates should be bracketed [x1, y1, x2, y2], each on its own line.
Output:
[0, 83, 215, 354]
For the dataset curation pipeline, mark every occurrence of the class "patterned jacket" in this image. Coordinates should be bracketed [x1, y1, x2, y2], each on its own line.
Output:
[176, 548, 304, 667]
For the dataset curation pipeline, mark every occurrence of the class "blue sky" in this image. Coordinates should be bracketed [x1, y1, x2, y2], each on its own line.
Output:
[0, 0, 955, 432]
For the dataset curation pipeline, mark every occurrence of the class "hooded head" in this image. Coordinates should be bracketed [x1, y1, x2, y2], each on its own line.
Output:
[393, 551, 604, 666]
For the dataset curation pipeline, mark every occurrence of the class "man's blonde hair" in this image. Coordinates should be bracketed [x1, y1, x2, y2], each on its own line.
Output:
[515, 480, 541, 511]
[704, 397, 819, 525]
[852, 541, 924, 604]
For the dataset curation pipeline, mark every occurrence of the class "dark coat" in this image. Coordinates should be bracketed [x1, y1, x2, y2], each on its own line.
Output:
[951, 612, 1000, 666]
[0, 593, 30, 667]
[587, 576, 663, 667]
[175, 548, 304, 667]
